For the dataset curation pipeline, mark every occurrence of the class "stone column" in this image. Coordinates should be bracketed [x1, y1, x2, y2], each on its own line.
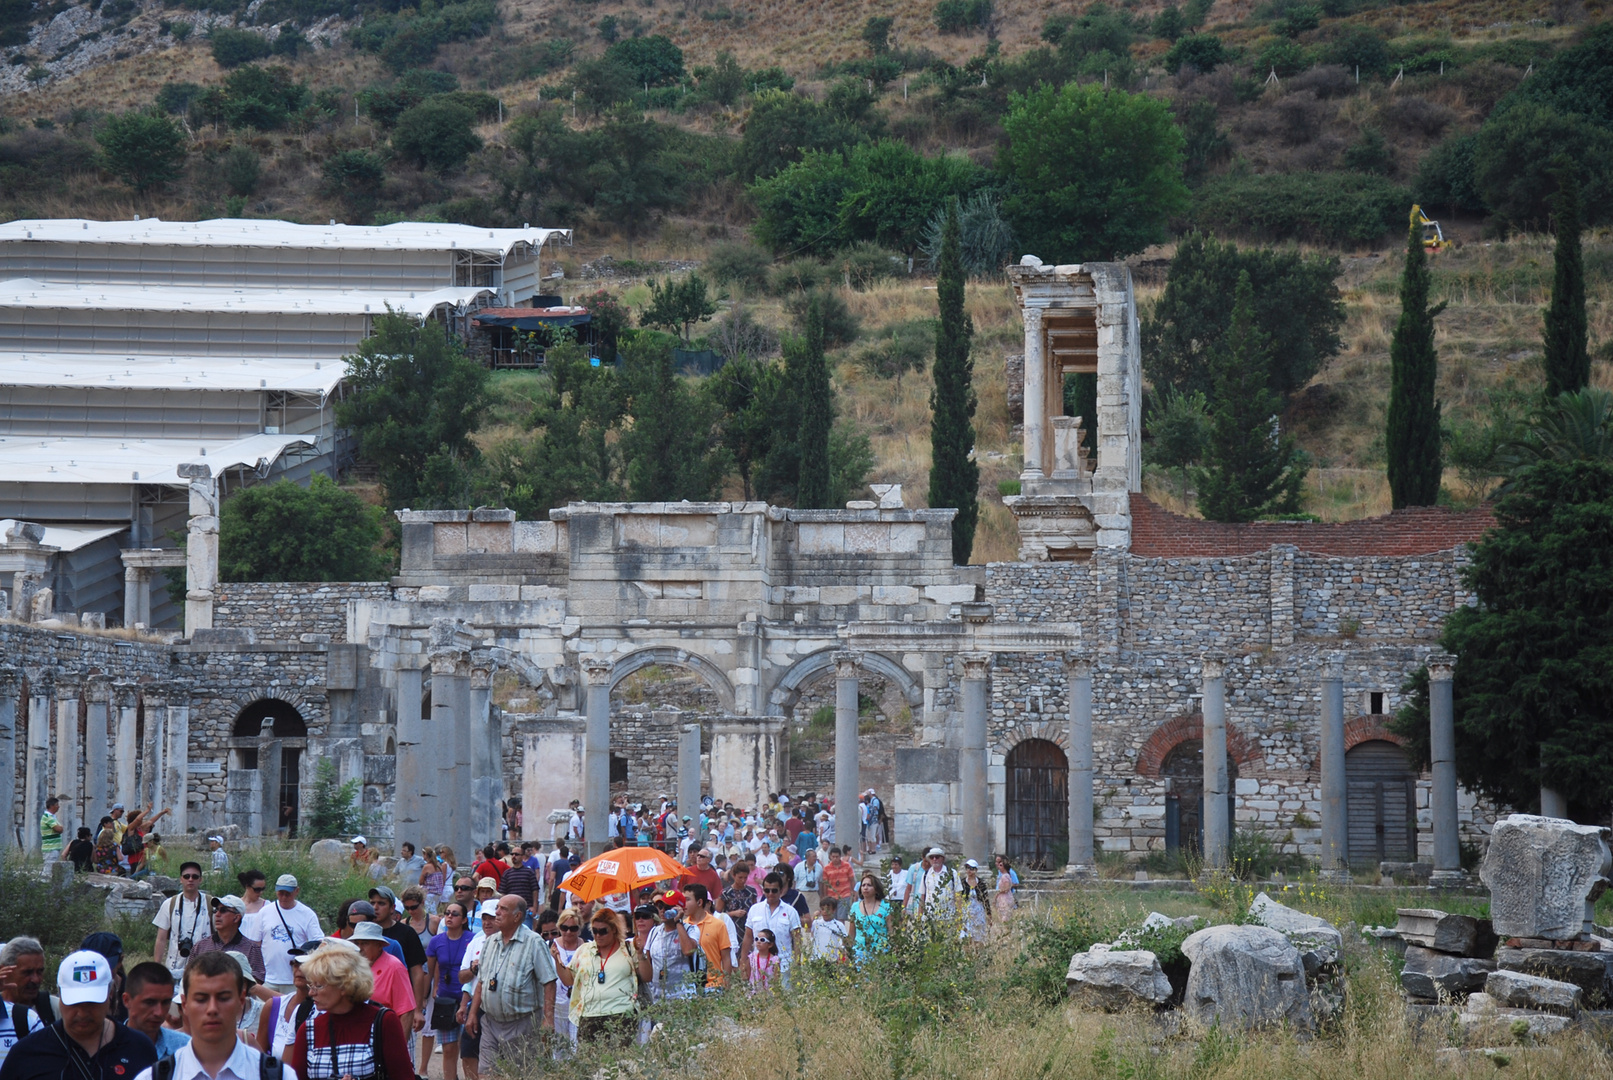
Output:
[1319, 656, 1350, 882]
[179, 464, 219, 633]
[123, 566, 143, 629]
[468, 658, 500, 848]
[677, 723, 701, 826]
[142, 685, 168, 811]
[24, 676, 52, 855]
[84, 677, 110, 822]
[1021, 306, 1046, 480]
[1428, 654, 1462, 886]
[1540, 753, 1568, 819]
[1065, 655, 1095, 878]
[113, 684, 139, 811]
[165, 691, 191, 837]
[258, 724, 282, 838]
[0, 669, 19, 852]
[393, 666, 426, 847]
[54, 675, 81, 840]
[582, 657, 613, 858]
[1201, 658, 1230, 870]
[832, 651, 861, 858]
[429, 650, 471, 856]
[960, 652, 991, 865]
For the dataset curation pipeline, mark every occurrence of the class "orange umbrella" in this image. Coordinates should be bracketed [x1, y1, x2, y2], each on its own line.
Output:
[559, 847, 687, 903]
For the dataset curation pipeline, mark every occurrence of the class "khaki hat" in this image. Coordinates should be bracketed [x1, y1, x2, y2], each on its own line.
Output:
[476, 876, 497, 890]
[349, 922, 387, 944]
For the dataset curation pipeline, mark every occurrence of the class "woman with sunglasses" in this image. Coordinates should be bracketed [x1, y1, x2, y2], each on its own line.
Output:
[551, 909, 643, 1047]
[237, 870, 269, 917]
[549, 913, 584, 1046]
[424, 902, 471, 1080]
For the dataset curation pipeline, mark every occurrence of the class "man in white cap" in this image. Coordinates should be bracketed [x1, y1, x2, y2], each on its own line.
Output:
[245, 875, 322, 995]
[350, 836, 376, 871]
[131, 950, 300, 1080]
[207, 837, 229, 873]
[913, 847, 962, 920]
[189, 896, 265, 983]
[0, 951, 157, 1080]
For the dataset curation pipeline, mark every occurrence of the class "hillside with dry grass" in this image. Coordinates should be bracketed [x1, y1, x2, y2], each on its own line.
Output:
[1, 0, 1610, 559]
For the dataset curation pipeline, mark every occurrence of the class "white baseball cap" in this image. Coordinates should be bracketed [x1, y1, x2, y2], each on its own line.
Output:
[351, 835, 368, 846]
[926, 847, 945, 857]
[479, 899, 500, 917]
[58, 951, 113, 1005]
[349, 922, 386, 943]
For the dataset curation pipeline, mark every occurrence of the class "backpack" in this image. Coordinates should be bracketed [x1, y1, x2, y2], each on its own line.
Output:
[155, 1046, 282, 1080]
[121, 830, 145, 857]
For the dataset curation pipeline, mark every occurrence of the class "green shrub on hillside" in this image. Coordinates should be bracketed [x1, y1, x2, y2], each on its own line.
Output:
[605, 34, 685, 86]
[1499, 23, 1613, 130]
[1164, 33, 1225, 73]
[96, 109, 187, 192]
[323, 148, 387, 220]
[1193, 170, 1408, 246]
[391, 98, 482, 172]
[1475, 102, 1613, 231]
[220, 475, 392, 582]
[1414, 131, 1484, 216]
[934, 0, 992, 34]
[209, 26, 272, 68]
[351, 0, 498, 73]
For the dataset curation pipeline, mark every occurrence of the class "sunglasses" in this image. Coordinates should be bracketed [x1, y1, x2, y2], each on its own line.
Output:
[763, 887, 780, 895]
[182, 873, 202, 880]
[540, 930, 559, 939]
[455, 884, 473, 890]
[404, 904, 421, 912]
[245, 883, 264, 892]
[591, 924, 613, 934]
[559, 924, 580, 933]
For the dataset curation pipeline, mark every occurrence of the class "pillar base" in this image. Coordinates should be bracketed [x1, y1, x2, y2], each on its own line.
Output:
[1317, 868, 1353, 886]
[1064, 864, 1098, 881]
[1428, 869, 1467, 889]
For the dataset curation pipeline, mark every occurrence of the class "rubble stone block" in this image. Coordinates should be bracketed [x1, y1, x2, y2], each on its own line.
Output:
[1484, 969, 1582, 1017]
[1495, 947, 1613, 1007]
[1067, 946, 1174, 1010]
[1400, 945, 1494, 998]
[1479, 814, 1613, 940]
[1396, 908, 1480, 955]
[1182, 924, 1313, 1032]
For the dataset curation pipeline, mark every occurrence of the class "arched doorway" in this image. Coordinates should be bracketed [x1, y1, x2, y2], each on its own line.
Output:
[1161, 739, 1240, 855]
[232, 699, 307, 834]
[1005, 739, 1068, 869]
[1346, 739, 1416, 868]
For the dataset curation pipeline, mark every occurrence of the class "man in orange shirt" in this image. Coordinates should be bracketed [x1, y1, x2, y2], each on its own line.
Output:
[675, 885, 732, 990]
[820, 846, 856, 921]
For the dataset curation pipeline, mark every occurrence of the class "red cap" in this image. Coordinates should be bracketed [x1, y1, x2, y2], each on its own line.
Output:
[657, 889, 687, 907]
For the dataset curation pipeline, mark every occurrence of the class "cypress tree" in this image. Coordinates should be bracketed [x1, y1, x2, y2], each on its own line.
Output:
[793, 293, 833, 509]
[1198, 271, 1306, 522]
[1543, 162, 1590, 398]
[927, 198, 979, 564]
[1386, 220, 1445, 508]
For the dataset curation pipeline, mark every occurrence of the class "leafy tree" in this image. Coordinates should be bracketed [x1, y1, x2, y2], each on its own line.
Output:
[695, 51, 745, 107]
[1000, 84, 1188, 263]
[1494, 388, 1613, 478]
[573, 57, 638, 113]
[1144, 389, 1210, 504]
[605, 34, 684, 86]
[209, 26, 272, 68]
[705, 242, 773, 291]
[1474, 102, 1613, 231]
[1393, 460, 1613, 820]
[217, 65, 310, 130]
[1057, 2, 1136, 63]
[222, 144, 260, 196]
[1385, 221, 1444, 508]
[1543, 161, 1590, 399]
[920, 190, 1015, 276]
[219, 475, 392, 582]
[156, 82, 205, 117]
[335, 312, 489, 509]
[598, 14, 619, 43]
[735, 89, 864, 182]
[784, 288, 860, 348]
[1413, 132, 1484, 216]
[837, 141, 983, 257]
[862, 16, 894, 54]
[322, 149, 386, 221]
[1151, 5, 1185, 41]
[792, 293, 833, 508]
[1163, 34, 1225, 74]
[707, 356, 784, 500]
[392, 98, 482, 172]
[1498, 22, 1613, 130]
[928, 199, 980, 564]
[305, 758, 366, 839]
[829, 423, 875, 506]
[1143, 233, 1344, 401]
[583, 111, 683, 246]
[641, 273, 718, 343]
[96, 110, 187, 193]
[513, 338, 626, 510]
[1192, 170, 1410, 246]
[578, 289, 628, 361]
[1197, 271, 1307, 522]
[618, 336, 728, 501]
[1179, 99, 1230, 184]
[1323, 25, 1390, 77]
[934, 0, 992, 33]
[1342, 127, 1394, 176]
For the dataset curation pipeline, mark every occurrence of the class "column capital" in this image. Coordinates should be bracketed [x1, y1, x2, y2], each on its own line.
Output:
[0, 666, 19, 693]
[1022, 306, 1044, 331]
[1324, 653, 1344, 681]
[1201, 657, 1224, 680]
[1065, 653, 1092, 679]
[959, 652, 991, 680]
[832, 650, 862, 680]
[53, 670, 84, 694]
[85, 674, 112, 702]
[429, 648, 470, 677]
[139, 681, 169, 708]
[1428, 653, 1456, 681]
[580, 656, 614, 686]
[112, 681, 140, 707]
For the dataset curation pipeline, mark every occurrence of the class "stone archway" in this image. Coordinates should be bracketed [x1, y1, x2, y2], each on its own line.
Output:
[229, 697, 306, 834]
[606, 647, 736, 712]
[766, 649, 922, 718]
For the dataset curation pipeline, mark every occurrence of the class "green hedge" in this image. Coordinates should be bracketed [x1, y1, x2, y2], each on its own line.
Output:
[1192, 170, 1409, 246]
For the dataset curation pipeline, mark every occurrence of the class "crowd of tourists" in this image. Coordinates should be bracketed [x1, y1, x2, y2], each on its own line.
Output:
[4, 787, 1022, 1080]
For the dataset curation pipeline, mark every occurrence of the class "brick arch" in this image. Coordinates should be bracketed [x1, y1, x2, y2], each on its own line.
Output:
[1135, 714, 1262, 778]
[1344, 716, 1404, 751]
[992, 720, 1069, 761]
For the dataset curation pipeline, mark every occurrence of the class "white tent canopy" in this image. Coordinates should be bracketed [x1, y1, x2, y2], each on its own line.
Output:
[0, 279, 494, 317]
[0, 218, 571, 258]
[0, 433, 317, 486]
[0, 351, 346, 397]
[0, 518, 126, 552]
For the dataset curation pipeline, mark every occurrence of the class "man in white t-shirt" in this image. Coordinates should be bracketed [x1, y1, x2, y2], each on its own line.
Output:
[152, 861, 212, 980]
[245, 874, 323, 993]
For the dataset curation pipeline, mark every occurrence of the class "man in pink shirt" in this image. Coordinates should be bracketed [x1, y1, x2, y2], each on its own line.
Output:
[350, 922, 420, 1035]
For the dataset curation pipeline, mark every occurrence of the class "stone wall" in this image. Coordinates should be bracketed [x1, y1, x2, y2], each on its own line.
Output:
[214, 582, 393, 643]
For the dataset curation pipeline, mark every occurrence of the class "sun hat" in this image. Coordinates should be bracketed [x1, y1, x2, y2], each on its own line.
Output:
[224, 951, 259, 985]
[318, 936, 360, 953]
[476, 876, 497, 890]
[351, 835, 368, 845]
[479, 899, 500, 917]
[349, 922, 387, 943]
[926, 846, 945, 857]
[57, 951, 113, 1005]
[275, 874, 299, 891]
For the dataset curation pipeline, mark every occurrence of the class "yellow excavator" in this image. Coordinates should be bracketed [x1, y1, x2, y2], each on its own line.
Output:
[1411, 204, 1451, 254]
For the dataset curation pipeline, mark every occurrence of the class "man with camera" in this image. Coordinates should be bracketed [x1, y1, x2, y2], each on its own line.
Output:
[152, 862, 211, 981]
